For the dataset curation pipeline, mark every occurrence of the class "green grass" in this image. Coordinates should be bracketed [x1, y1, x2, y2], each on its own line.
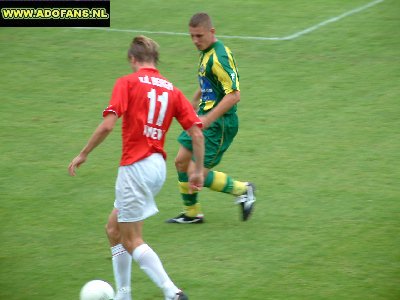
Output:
[1, 0, 399, 299]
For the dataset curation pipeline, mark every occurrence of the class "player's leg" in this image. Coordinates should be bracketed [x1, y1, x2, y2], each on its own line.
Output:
[204, 170, 256, 220]
[166, 144, 203, 223]
[169, 116, 255, 223]
[108, 161, 147, 300]
[119, 153, 188, 299]
[202, 114, 256, 221]
[119, 221, 185, 300]
[106, 208, 120, 246]
[199, 115, 247, 193]
[204, 170, 247, 196]
[106, 209, 132, 300]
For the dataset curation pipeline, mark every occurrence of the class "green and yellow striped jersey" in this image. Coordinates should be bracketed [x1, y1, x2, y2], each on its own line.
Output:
[197, 40, 240, 115]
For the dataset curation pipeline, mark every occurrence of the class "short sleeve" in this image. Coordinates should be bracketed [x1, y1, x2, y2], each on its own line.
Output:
[174, 89, 203, 130]
[212, 48, 240, 95]
[103, 77, 129, 118]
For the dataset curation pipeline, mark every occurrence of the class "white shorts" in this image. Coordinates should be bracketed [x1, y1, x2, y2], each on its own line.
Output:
[114, 153, 166, 222]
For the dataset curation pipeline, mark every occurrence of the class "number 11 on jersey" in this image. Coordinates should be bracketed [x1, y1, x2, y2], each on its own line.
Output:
[147, 88, 168, 126]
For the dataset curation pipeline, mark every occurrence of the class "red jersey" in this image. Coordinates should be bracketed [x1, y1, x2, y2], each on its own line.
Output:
[103, 68, 202, 166]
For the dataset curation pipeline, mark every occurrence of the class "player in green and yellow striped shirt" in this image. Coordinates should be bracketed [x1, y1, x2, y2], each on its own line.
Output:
[167, 12, 256, 224]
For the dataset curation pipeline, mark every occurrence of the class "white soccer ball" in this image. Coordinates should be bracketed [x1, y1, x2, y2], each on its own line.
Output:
[80, 280, 115, 300]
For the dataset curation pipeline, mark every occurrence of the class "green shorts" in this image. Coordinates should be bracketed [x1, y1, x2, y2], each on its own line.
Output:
[178, 113, 239, 169]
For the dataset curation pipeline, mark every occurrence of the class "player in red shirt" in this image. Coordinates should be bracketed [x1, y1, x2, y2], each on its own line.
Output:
[68, 36, 203, 300]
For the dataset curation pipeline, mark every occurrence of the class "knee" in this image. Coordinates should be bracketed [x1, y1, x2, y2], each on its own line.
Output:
[174, 156, 189, 172]
[122, 239, 134, 254]
[122, 238, 144, 254]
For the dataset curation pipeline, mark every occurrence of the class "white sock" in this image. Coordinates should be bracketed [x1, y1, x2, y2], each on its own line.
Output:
[132, 244, 179, 299]
[111, 244, 132, 300]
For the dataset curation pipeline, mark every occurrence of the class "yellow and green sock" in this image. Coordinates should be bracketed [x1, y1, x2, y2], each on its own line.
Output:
[178, 172, 201, 217]
[204, 170, 247, 196]
[178, 170, 247, 217]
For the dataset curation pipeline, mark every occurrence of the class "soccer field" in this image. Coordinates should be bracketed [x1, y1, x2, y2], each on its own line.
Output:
[1, 0, 399, 299]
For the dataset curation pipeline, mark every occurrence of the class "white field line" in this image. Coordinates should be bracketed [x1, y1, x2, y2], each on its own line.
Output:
[282, 0, 384, 40]
[74, 0, 384, 41]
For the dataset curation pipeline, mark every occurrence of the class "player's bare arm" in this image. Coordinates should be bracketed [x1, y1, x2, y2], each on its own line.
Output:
[200, 90, 240, 128]
[186, 124, 204, 193]
[68, 113, 118, 176]
[191, 88, 202, 110]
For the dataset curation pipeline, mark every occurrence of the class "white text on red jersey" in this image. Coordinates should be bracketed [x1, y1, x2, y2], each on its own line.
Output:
[139, 76, 173, 91]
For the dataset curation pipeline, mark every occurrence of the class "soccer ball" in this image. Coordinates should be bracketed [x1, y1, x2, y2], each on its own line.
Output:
[80, 280, 115, 300]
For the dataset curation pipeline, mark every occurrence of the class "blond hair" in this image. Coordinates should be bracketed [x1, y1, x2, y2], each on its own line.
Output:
[127, 35, 159, 65]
